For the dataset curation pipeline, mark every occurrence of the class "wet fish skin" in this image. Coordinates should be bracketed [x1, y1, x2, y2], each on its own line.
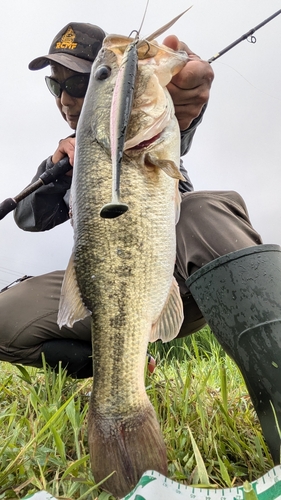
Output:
[58, 36, 187, 498]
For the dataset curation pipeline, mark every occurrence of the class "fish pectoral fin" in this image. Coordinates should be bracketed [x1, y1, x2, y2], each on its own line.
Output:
[57, 253, 91, 329]
[150, 277, 184, 343]
[175, 186, 182, 225]
[145, 152, 185, 180]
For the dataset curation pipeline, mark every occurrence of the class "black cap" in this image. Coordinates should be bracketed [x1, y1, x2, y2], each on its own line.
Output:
[29, 22, 106, 73]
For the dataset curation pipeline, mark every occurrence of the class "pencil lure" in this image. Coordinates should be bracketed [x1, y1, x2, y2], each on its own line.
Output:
[100, 39, 138, 218]
[100, 6, 192, 219]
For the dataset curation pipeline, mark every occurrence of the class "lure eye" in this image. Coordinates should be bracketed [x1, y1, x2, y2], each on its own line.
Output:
[95, 65, 111, 81]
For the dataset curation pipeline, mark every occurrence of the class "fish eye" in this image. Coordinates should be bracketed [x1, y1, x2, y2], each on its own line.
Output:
[95, 65, 111, 81]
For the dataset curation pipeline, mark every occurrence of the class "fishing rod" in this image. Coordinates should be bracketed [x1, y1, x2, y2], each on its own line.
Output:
[0, 157, 71, 220]
[208, 8, 281, 63]
[0, 9, 280, 221]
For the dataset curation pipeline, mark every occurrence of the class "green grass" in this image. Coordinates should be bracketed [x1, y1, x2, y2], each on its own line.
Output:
[0, 327, 274, 499]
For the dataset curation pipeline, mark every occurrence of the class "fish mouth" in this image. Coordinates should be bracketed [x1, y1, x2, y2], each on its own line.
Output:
[126, 132, 162, 151]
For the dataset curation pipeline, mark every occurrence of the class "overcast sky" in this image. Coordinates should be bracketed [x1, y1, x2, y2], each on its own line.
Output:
[0, 0, 280, 288]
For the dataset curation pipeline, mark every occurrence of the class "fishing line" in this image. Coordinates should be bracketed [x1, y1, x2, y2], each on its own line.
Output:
[137, 0, 150, 36]
[214, 60, 281, 103]
[0, 266, 24, 276]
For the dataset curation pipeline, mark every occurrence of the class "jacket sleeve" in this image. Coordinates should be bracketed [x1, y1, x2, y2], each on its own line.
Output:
[180, 104, 206, 157]
[178, 105, 207, 193]
[14, 156, 72, 232]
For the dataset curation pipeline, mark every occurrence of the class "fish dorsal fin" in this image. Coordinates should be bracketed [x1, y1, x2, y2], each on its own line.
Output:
[150, 277, 184, 343]
[143, 7, 193, 43]
[57, 253, 91, 329]
[145, 153, 185, 180]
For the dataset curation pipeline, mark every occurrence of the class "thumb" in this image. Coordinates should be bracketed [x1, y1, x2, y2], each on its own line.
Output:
[162, 35, 180, 51]
[163, 35, 197, 57]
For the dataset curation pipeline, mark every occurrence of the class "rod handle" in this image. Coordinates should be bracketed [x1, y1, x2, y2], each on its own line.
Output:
[0, 198, 17, 220]
[40, 157, 72, 184]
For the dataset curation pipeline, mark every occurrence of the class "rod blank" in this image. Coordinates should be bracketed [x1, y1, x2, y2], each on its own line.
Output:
[208, 9, 281, 63]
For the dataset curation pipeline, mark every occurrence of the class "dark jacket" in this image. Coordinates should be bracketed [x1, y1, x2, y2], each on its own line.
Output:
[14, 110, 204, 232]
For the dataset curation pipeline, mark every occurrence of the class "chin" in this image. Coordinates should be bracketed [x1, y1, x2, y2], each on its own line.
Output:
[67, 120, 78, 130]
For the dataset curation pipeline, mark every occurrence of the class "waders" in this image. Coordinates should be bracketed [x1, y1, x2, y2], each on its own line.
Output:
[186, 244, 281, 464]
[41, 339, 93, 378]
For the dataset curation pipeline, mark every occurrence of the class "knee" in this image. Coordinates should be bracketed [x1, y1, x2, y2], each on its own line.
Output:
[41, 339, 93, 378]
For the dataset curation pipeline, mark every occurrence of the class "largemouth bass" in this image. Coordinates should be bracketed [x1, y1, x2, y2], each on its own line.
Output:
[58, 34, 188, 498]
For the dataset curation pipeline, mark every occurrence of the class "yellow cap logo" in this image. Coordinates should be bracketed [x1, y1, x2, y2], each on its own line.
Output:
[56, 27, 78, 50]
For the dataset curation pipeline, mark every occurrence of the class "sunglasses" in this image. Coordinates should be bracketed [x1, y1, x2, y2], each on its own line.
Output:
[45, 74, 90, 98]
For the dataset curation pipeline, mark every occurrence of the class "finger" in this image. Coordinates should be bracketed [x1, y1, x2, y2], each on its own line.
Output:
[53, 137, 76, 165]
[162, 35, 198, 58]
[58, 137, 75, 165]
[162, 34, 179, 51]
[65, 168, 73, 177]
[59, 137, 75, 153]
[169, 60, 214, 92]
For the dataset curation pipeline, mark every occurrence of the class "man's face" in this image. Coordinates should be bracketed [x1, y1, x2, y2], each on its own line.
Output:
[50, 63, 86, 130]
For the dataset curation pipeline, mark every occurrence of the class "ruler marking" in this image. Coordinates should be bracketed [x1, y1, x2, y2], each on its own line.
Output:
[125, 467, 281, 500]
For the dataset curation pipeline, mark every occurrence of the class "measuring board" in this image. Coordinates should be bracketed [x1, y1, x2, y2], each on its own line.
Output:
[122, 465, 281, 500]
[22, 465, 281, 500]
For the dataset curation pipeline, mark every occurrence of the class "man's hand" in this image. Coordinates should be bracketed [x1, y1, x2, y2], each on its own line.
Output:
[52, 136, 75, 176]
[163, 35, 214, 131]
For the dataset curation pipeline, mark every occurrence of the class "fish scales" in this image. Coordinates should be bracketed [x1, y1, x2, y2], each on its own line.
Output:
[58, 35, 187, 498]
[75, 144, 177, 406]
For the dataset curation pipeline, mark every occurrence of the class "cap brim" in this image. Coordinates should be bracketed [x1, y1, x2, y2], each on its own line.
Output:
[28, 53, 92, 73]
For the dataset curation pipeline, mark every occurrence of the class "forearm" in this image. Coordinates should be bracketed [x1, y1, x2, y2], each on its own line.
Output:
[178, 105, 207, 193]
[14, 157, 71, 232]
[180, 104, 206, 157]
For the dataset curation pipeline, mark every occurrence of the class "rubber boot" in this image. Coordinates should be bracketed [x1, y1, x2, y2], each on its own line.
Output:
[186, 244, 281, 464]
[41, 339, 93, 378]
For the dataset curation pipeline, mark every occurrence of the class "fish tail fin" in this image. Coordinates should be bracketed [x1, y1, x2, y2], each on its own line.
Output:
[88, 400, 167, 498]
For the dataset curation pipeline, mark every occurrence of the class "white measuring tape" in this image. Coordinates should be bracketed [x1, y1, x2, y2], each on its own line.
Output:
[23, 465, 281, 500]
[121, 466, 281, 500]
